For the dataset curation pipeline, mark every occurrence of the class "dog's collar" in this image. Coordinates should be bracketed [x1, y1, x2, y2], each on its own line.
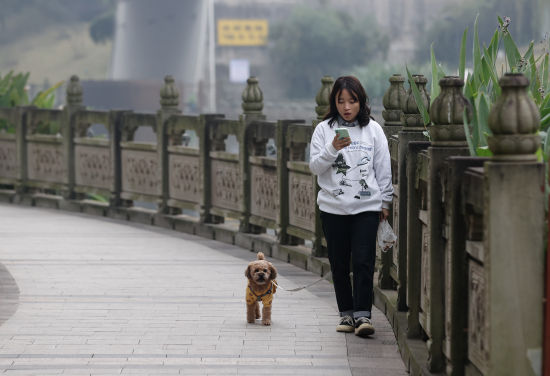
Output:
[248, 284, 273, 302]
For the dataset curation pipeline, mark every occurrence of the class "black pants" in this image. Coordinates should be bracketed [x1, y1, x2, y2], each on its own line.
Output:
[320, 211, 379, 319]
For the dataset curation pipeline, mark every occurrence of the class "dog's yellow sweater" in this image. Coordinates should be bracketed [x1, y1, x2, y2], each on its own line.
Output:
[246, 282, 277, 306]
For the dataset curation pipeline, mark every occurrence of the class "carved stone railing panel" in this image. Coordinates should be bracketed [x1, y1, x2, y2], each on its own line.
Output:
[74, 143, 112, 190]
[0, 137, 17, 181]
[288, 169, 315, 232]
[169, 152, 200, 203]
[463, 166, 487, 375]
[392, 198, 399, 268]
[121, 113, 157, 143]
[468, 259, 488, 374]
[74, 110, 112, 138]
[250, 162, 278, 221]
[211, 159, 241, 212]
[389, 135, 399, 280]
[121, 148, 160, 197]
[419, 210, 430, 333]
[163, 115, 205, 212]
[27, 140, 66, 183]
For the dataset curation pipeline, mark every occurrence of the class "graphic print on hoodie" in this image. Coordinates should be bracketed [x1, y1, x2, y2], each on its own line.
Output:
[331, 140, 374, 200]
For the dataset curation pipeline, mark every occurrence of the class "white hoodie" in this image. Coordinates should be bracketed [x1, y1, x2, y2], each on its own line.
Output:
[309, 118, 393, 215]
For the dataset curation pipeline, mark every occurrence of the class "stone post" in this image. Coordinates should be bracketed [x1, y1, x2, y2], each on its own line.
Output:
[482, 73, 543, 375]
[379, 74, 406, 290]
[430, 76, 470, 146]
[108, 110, 126, 208]
[425, 76, 471, 373]
[157, 75, 181, 216]
[239, 77, 265, 233]
[402, 74, 429, 130]
[396, 74, 429, 313]
[314, 76, 333, 124]
[14, 107, 28, 202]
[311, 76, 333, 255]
[199, 114, 225, 224]
[382, 74, 406, 138]
[241, 76, 265, 121]
[63, 75, 85, 200]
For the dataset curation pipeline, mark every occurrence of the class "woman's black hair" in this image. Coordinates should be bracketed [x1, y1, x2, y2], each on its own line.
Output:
[323, 76, 372, 128]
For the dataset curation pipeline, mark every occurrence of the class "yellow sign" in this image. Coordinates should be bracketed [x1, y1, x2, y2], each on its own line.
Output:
[217, 19, 268, 46]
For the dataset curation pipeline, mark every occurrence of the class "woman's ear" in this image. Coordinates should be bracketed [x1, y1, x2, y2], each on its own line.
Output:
[269, 263, 277, 280]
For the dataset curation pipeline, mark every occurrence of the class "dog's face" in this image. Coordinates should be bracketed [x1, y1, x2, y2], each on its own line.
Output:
[245, 260, 277, 286]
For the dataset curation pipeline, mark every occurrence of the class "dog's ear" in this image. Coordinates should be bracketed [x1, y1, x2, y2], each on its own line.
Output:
[245, 264, 252, 279]
[269, 263, 277, 280]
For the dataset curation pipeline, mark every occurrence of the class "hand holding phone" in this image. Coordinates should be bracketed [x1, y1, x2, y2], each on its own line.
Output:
[333, 128, 351, 151]
[335, 128, 350, 140]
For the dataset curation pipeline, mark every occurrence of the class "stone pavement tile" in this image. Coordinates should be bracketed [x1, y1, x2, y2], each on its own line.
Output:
[119, 372, 176, 376]
[262, 348, 295, 356]
[0, 358, 14, 366]
[162, 357, 205, 366]
[349, 369, 409, 376]
[4, 370, 64, 375]
[235, 366, 351, 375]
[347, 343, 403, 358]
[348, 356, 410, 370]
[131, 347, 172, 355]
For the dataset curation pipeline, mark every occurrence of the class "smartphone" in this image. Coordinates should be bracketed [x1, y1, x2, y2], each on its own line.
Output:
[335, 128, 350, 140]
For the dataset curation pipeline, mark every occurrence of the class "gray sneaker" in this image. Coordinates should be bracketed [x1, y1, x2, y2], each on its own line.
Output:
[354, 316, 375, 337]
[336, 315, 354, 333]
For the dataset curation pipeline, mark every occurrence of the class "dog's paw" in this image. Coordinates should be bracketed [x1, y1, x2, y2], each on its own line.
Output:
[247, 318, 255, 323]
[262, 319, 271, 326]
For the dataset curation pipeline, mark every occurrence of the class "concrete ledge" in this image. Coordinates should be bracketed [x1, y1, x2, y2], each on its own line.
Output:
[211, 224, 237, 245]
[126, 207, 155, 225]
[172, 215, 198, 235]
[153, 213, 174, 230]
[107, 207, 129, 221]
[374, 286, 439, 376]
[80, 200, 108, 217]
[307, 255, 331, 278]
[234, 232, 254, 251]
[33, 193, 62, 209]
[13, 194, 33, 206]
[276, 244, 311, 270]
[195, 223, 215, 239]
[59, 200, 84, 213]
[246, 234, 276, 257]
[0, 189, 15, 203]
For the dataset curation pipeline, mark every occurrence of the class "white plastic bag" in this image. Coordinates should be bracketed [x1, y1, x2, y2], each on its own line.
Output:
[377, 220, 397, 253]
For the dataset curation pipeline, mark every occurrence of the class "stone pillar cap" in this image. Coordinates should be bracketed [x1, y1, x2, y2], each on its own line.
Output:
[389, 74, 405, 82]
[439, 76, 464, 86]
[499, 72, 529, 87]
[410, 75, 428, 84]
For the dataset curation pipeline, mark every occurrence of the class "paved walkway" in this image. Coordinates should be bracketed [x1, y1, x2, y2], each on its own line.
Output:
[0, 203, 407, 375]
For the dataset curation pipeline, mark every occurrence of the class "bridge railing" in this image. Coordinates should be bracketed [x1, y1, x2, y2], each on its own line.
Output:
[0, 72, 545, 376]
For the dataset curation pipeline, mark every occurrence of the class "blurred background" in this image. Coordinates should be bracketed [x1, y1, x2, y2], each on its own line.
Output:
[0, 0, 547, 122]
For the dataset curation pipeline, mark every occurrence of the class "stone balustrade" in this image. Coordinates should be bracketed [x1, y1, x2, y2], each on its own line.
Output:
[0, 72, 545, 376]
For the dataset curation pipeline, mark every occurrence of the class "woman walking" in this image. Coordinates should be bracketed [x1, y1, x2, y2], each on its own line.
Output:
[309, 76, 393, 337]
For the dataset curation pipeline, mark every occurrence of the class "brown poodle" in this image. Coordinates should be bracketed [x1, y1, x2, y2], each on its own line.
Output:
[245, 252, 277, 325]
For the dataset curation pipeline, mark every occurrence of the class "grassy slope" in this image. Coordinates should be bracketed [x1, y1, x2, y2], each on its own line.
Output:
[0, 22, 112, 85]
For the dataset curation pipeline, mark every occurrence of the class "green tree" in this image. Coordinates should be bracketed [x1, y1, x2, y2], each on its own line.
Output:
[0, 71, 62, 133]
[417, 0, 540, 65]
[269, 6, 389, 98]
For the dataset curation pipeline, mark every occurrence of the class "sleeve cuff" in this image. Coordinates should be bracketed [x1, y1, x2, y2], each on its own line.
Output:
[326, 142, 338, 157]
[382, 201, 392, 210]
